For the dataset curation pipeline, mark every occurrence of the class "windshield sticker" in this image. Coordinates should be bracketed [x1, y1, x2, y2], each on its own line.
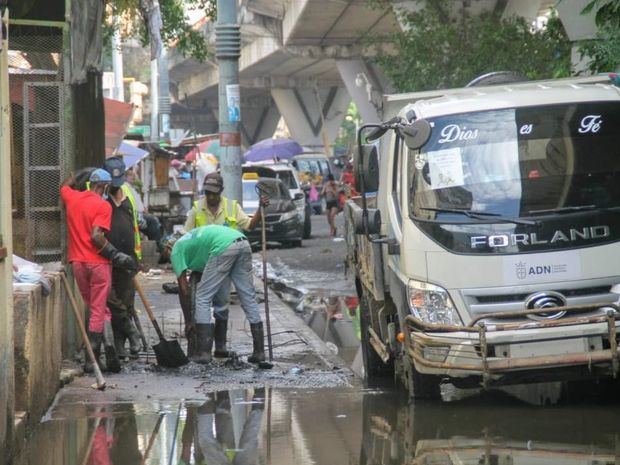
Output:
[428, 148, 465, 190]
[578, 115, 602, 134]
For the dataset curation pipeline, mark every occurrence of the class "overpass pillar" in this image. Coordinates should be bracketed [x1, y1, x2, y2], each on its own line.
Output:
[336, 59, 393, 124]
[240, 93, 280, 147]
[271, 87, 350, 152]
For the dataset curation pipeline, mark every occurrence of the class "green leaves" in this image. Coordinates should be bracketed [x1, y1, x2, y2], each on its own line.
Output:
[367, 4, 572, 92]
[105, 0, 215, 62]
[578, 0, 620, 72]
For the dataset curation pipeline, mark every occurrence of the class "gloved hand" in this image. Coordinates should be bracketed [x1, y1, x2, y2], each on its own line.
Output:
[99, 241, 138, 272]
[259, 194, 270, 208]
[113, 252, 138, 273]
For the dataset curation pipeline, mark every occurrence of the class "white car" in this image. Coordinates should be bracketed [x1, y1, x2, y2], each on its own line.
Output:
[242, 163, 311, 239]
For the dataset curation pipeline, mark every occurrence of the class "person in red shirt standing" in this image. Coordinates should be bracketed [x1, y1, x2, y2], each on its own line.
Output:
[61, 169, 137, 373]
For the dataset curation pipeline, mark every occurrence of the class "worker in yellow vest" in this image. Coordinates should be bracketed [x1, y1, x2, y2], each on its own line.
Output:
[103, 156, 143, 360]
[182, 172, 267, 359]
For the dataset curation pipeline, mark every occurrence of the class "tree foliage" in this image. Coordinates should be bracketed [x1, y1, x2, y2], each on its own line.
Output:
[577, 0, 620, 72]
[367, 1, 572, 92]
[106, 0, 216, 61]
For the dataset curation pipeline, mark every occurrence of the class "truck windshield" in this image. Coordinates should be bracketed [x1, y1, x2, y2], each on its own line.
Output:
[409, 102, 620, 222]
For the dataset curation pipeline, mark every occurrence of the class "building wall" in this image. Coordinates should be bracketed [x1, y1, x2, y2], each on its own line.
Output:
[0, 9, 16, 465]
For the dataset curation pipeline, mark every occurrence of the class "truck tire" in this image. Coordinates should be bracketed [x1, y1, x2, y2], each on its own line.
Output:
[403, 358, 441, 400]
[360, 293, 394, 379]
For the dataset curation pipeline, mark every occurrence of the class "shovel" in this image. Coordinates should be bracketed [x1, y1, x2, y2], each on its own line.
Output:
[256, 181, 275, 365]
[133, 277, 189, 368]
[61, 273, 106, 390]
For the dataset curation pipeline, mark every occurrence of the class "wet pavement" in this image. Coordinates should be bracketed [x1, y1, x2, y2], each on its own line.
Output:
[16, 385, 620, 465]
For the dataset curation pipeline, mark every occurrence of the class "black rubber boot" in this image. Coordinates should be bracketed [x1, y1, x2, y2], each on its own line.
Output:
[103, 321, 122, 373]
[247, 322, 265, 364]
[213, 319, 235, 358]
[126, 319, 142, 359]
[84, 331, 103, 374]
[191, 323, 214, 364]
[114, 333, 129, 359]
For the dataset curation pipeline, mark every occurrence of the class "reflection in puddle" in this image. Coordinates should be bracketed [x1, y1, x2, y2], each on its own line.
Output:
[16, 387, 620, 465]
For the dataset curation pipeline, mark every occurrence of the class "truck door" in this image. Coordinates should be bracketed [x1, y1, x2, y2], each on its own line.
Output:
[386, 135, 403, 255]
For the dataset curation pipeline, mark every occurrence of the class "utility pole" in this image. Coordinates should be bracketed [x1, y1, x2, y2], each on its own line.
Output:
[158, 49, 171, 142]
[111, 16, 124, 101]
[216, 0, 242, 202]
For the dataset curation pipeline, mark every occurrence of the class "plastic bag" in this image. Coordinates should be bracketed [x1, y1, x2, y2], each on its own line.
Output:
[309, 184, 319, 202]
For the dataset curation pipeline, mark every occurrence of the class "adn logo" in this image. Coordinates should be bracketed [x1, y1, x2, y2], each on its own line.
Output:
[515, 262, 556, 280]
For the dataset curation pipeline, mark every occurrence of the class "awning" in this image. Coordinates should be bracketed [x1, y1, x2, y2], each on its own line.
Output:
[104, 98, 135, 157]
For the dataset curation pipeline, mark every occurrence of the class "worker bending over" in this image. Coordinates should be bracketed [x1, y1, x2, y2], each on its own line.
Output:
[170, 225, 266, 364]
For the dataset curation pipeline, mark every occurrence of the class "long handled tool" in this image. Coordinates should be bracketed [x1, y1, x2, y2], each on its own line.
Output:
[256, 181, 274, 362]
[133, 277, 189, 368]
[61, 273, 106, 390]
[129, 307, 148, 352]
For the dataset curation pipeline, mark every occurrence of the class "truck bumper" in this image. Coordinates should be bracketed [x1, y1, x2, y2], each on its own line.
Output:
[404, 304, 620, 387]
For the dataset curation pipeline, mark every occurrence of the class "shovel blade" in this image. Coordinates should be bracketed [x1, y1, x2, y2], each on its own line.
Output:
[153, 339, 189, 368]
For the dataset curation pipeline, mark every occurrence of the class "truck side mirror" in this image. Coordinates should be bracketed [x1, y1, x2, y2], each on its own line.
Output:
[354, 144, 380, 193]
[401, 119, 431, 150]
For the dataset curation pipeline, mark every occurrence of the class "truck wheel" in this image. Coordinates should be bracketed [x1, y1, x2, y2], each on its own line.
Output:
[360, 293, 394, 379]
[403, 360, 441, 400]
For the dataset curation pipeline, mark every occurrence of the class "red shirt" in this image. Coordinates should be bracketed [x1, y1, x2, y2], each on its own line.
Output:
[60, 186, 112, 264]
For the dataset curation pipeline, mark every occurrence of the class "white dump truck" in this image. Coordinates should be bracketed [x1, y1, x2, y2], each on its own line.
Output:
[345, 76, 620, 398]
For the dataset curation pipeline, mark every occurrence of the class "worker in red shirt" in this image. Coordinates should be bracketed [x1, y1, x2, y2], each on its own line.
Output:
[61, 169, 137, 373]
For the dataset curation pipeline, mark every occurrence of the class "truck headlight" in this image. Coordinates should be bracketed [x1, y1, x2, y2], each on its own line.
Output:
[280, 210, 298, 222]
[407, 279, 462, 326]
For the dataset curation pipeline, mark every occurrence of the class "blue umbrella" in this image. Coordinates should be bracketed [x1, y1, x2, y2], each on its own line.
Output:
[243, 138, 303, 162]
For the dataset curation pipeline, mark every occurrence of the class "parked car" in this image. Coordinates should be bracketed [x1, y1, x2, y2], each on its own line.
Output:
[242, 163, 311, 239]
[241, 174, 303, 248]
[290, 153, 333, 214]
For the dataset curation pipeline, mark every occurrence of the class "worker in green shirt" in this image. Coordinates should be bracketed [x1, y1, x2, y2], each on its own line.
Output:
[170, 225, 265, 364]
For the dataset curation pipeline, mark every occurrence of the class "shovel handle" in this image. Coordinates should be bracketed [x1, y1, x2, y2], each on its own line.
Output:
[133, 277, 166, 341]
[61, 273, 106, 390]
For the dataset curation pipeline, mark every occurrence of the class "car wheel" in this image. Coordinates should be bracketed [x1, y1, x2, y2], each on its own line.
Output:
[303, 208, 312, 239]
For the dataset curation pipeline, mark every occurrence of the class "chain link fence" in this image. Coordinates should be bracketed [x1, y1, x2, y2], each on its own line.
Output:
[9, 24, 71, 262]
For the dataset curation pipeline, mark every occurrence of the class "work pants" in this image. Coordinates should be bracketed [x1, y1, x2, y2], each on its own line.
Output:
[195, 240, 261, 325]
[73, 262, 112, 333]
[107, 268, 136, 338]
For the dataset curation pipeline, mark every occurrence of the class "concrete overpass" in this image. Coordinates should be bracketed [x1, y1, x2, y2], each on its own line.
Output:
[169, 0, 600, 150]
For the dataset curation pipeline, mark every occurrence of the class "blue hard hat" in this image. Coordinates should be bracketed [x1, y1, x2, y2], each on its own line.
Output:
[89, 168, 112, 183]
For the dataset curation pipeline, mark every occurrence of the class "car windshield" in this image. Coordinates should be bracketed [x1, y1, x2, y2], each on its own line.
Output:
[276, 171, 298, 189]
[409, 102, 620, 221]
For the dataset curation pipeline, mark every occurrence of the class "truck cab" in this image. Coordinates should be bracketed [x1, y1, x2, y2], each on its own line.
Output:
[346, 76, 620, 398]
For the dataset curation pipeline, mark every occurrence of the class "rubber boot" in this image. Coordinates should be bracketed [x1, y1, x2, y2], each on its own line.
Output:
[247, 322, 265, 364]
[191, 323, 214, 364]
[213, 319, 235, 358]
[84, 331, 103, 374]
[114, 333, 129, 359]
[103, 321, 122, 373]
[126, 319, 142, 359]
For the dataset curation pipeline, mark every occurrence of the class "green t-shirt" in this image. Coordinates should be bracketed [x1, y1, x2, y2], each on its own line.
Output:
[171, 225, 245, 277]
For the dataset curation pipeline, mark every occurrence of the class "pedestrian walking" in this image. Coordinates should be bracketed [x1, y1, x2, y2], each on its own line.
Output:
[60, 169, 137, 373]
[102, 156, 143, 360]
[169, 225, 267, 364]
[321, 174, 340, 236]
[182, 172, 267, 359]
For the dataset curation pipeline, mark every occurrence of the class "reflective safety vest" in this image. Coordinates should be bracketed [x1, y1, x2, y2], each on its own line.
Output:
[194, 196, 238, 230]
[120, 184, 142, 260]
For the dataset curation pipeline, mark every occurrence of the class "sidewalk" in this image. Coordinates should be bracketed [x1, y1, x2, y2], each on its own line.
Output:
[59, 269, 357, 402]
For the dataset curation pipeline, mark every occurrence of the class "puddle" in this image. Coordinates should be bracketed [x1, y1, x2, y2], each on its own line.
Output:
[16, 387, 620, 465]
